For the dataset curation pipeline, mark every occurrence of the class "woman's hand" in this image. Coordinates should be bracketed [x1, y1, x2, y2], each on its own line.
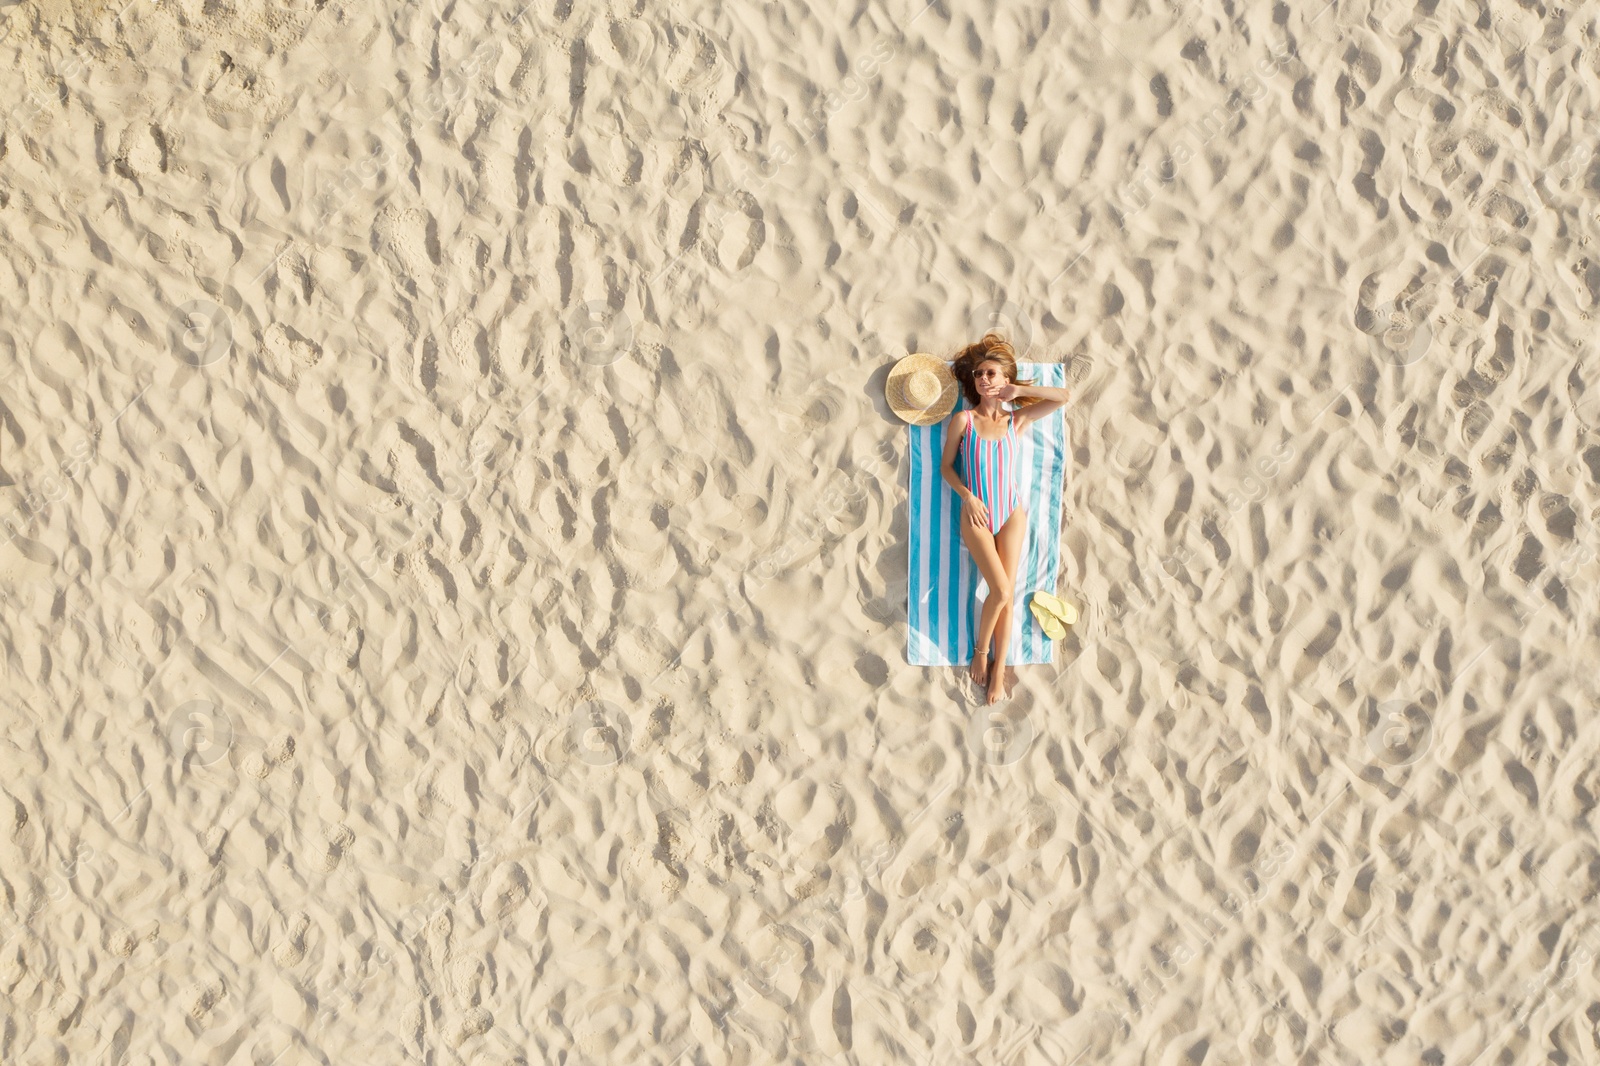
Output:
[962, 492, 990, 529]
[993, 382, 1020, 402]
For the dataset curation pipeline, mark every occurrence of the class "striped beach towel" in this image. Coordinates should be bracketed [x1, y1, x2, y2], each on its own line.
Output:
[907, 362, 1068, 666]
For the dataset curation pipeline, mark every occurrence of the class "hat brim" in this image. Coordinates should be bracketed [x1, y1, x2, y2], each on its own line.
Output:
[887, 354, 959, 426]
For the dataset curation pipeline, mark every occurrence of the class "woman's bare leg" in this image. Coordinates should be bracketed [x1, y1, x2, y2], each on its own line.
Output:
[959, 518, 1011, 689]
[987, 507, 1030, 703]
[987, 599, 1014, 690]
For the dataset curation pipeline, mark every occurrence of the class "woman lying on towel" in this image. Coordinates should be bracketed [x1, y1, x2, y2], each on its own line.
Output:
[938, 333, 1071, 703]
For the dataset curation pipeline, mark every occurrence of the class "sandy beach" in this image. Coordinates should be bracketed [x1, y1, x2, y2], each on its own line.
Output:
[3, 0, 1598, 1062]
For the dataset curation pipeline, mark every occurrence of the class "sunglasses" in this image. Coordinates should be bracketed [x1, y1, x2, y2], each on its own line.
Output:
[974, 369, 1006, 379]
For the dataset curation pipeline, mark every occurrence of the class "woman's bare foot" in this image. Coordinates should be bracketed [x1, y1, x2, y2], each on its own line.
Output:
[970, 649, 989, 687]
[986, 664, 1009, 705]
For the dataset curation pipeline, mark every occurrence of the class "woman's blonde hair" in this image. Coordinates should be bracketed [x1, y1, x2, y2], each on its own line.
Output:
[951, 332, 1035, 406]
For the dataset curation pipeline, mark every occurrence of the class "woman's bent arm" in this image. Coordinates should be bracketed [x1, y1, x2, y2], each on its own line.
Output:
[1010, 384, 1071, 431]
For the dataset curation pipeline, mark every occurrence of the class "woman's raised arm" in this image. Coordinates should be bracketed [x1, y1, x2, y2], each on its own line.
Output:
[1006, 383, 1071, 431]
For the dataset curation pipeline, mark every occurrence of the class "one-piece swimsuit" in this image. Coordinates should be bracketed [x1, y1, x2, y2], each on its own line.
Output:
[960, 409, 1019, 534]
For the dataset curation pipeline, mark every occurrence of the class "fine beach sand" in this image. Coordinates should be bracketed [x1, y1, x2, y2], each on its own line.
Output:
[3, 0, 1599, 1062]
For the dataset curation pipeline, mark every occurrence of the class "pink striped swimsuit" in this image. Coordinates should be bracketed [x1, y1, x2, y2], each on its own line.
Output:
[959, 409, 1020, 533]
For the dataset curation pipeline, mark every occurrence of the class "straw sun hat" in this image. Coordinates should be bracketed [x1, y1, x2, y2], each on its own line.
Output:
[886, 353, 958, 426]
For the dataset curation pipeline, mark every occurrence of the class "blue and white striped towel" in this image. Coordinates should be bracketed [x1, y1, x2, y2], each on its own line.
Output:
[907, 362, 1068, 666]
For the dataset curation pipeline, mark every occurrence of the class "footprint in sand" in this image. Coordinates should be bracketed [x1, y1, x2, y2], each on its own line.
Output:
[116, 124, 169, 180]
[274, 912, 311, 966]
[187, 976, 227, 1026]
[319, 822, 355, 873]
[377, 206, 437, 284]
[242, 752, 275, 779]
[258, 322, 324, 387]
[485, 861, 533, 920]
[449, 955, 486, 1007]
[507, 38, 545, 103]
[265, 733, 296, 765]
[702, 193, 766, 275]
[453, 1005, 494, 1044]
[888, 911, 951, 978]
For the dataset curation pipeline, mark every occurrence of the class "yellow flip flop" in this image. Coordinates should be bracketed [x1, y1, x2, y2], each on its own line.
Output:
[1031, 590, 1078, 626]
[1030, 598, 1067, 640]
